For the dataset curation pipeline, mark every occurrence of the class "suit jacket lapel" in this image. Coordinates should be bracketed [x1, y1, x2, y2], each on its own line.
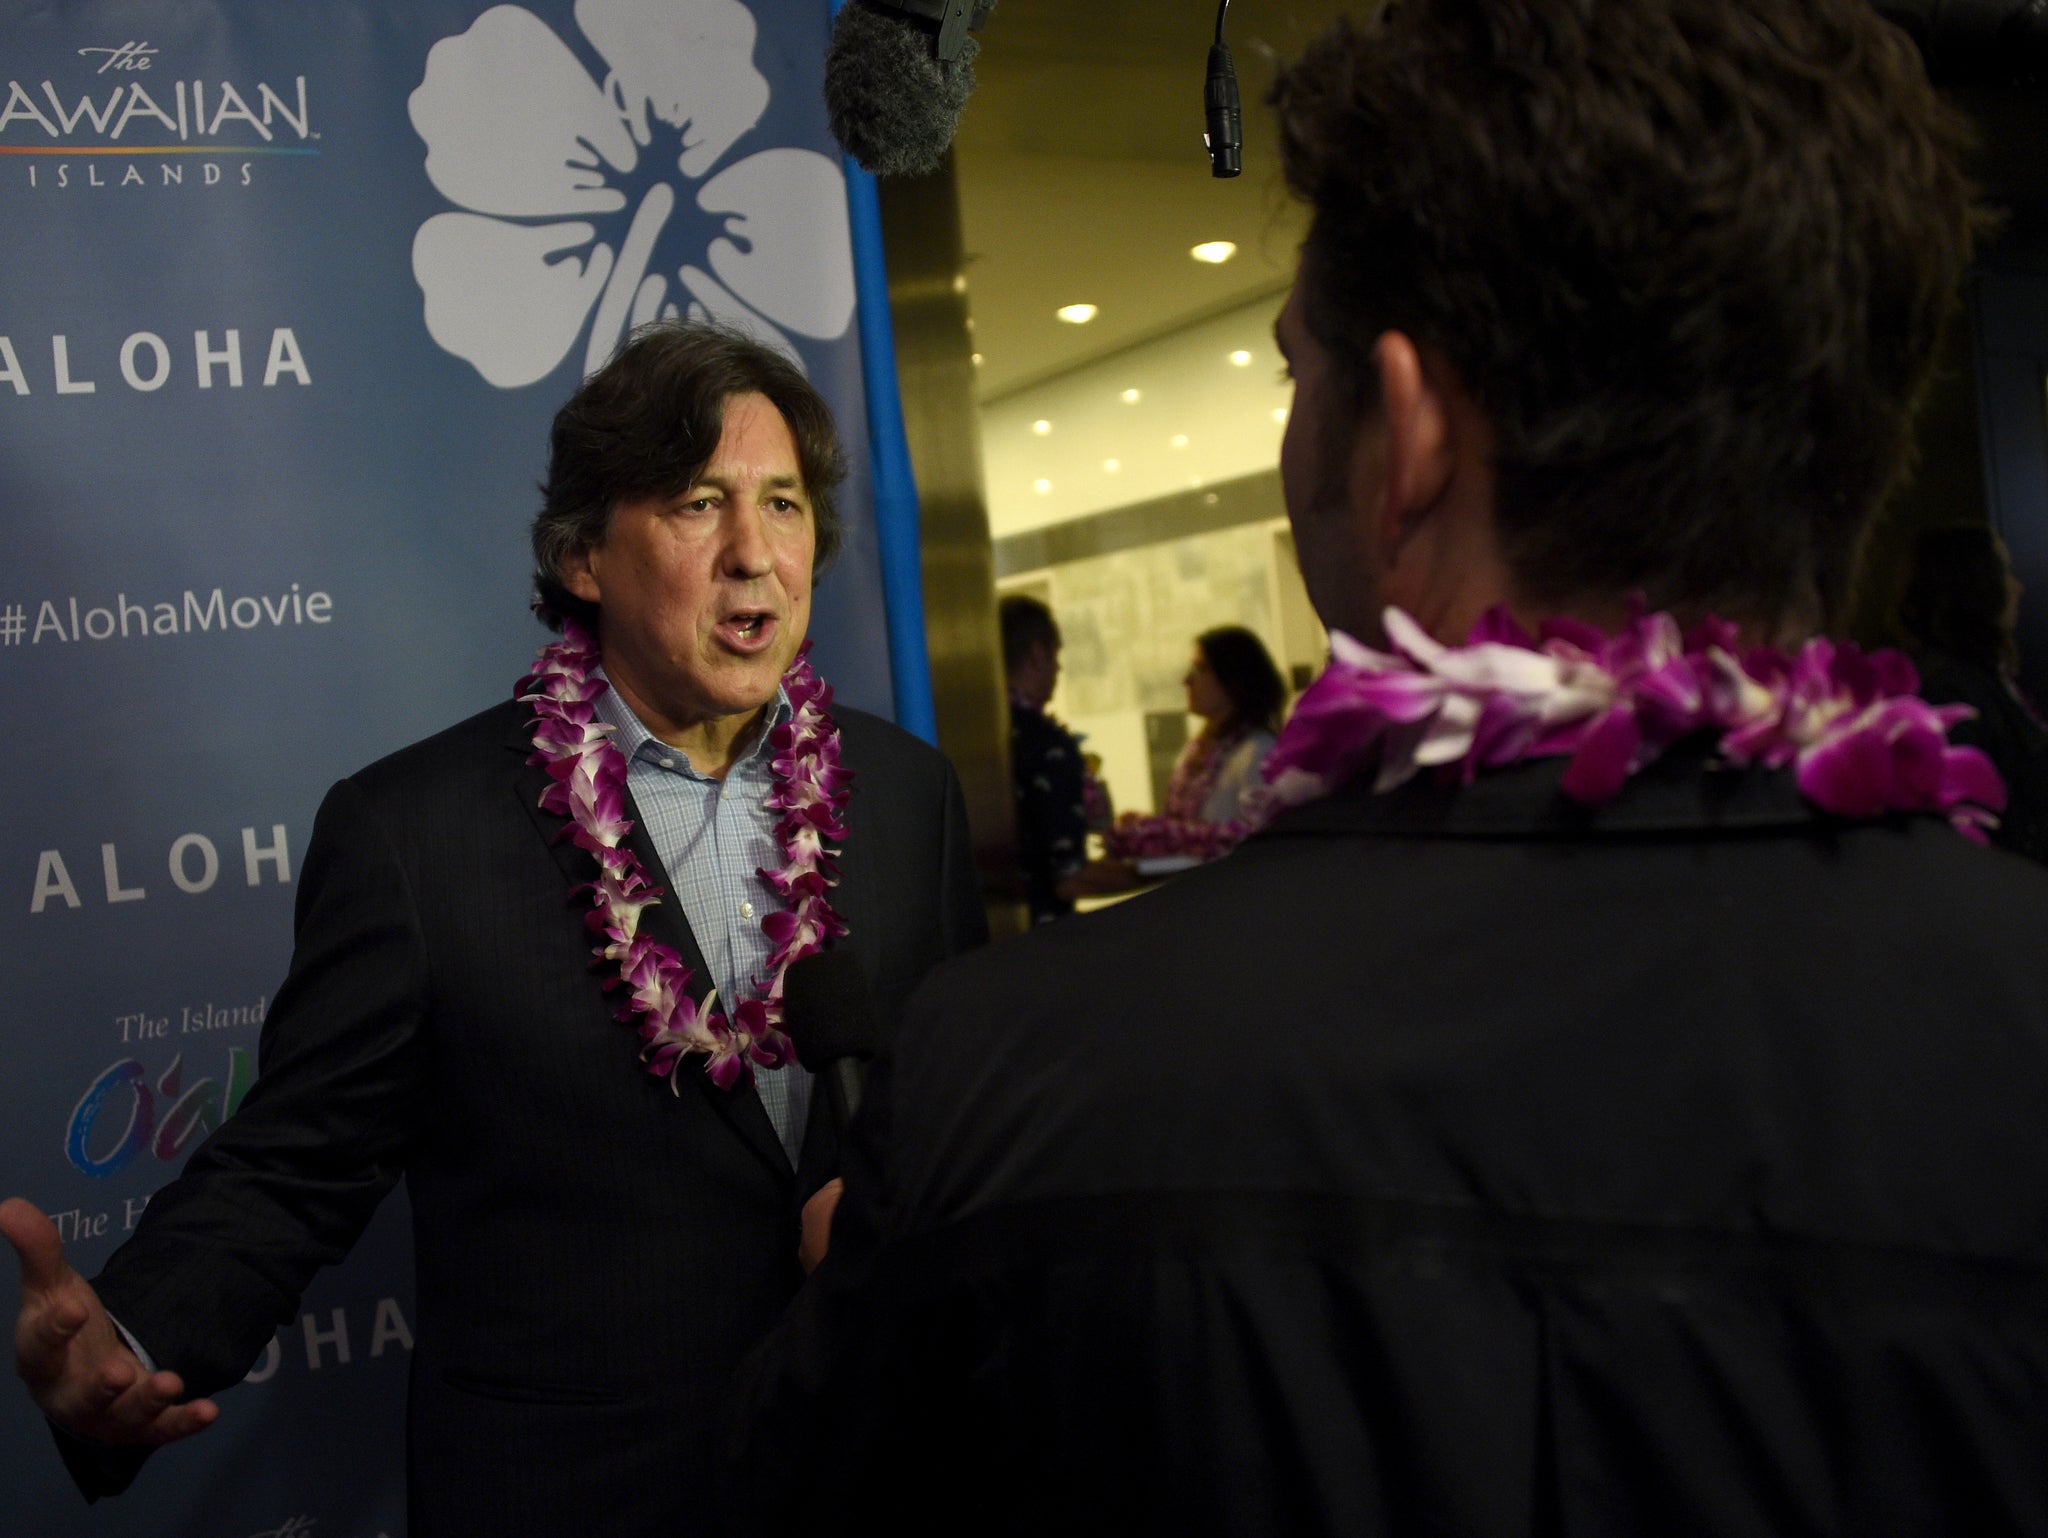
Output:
[505, 718, 793, 1181]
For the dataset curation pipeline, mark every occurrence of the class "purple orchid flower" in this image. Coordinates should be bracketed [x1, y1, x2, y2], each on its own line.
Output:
[519, 627, 847, 1092]
[1246, 603, 2006, 839]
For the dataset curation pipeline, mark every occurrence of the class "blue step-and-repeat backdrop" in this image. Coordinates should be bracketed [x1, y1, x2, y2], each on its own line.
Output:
[1, 3, 908, 1532]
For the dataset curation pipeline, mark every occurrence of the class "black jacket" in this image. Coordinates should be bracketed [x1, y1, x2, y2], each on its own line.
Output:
[731, 744, 2048, 1537]
[1009, 701, 1089, 924]
[78, 697, 985, 1536]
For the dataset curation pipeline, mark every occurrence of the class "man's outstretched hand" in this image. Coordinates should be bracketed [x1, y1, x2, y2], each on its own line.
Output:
[1, 1197, 218, 1445]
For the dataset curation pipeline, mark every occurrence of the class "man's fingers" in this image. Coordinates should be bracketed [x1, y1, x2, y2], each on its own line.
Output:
[139, 1391, 219, 1447]
[0, 1198, 68, 1293]
[22, 1290, 90, 1357]
[111, 1372, 218, 1447]
[78, 1367, 218, 1446]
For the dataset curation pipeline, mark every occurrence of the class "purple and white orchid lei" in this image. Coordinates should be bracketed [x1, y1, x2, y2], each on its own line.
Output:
[517, 620, 851, 1092]
[1239, 604, 2007, 841]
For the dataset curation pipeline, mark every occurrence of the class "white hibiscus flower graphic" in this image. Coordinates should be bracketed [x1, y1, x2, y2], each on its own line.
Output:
[409, 0, 854, 388]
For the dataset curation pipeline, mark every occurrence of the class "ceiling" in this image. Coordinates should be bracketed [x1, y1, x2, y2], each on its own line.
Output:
[979, 290, 1293, 537]
[952, 0, 1358, 401]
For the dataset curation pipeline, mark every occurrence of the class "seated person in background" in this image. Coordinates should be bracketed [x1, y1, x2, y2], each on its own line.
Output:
[1001, 594, 1134, 921]
[1899, 523, 2048, 863]
[1106, 625, 1287, 864]
[1079, 750, 1115, 832]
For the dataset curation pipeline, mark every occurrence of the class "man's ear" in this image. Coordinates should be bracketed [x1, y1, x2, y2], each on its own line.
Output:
[560, 545, 602, 605]
[1367, 330, 1454, 557]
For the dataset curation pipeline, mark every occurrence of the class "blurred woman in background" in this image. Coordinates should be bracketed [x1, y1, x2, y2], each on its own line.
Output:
[1173, 626, 1286, 825]
[1108, 625, 1287, 865]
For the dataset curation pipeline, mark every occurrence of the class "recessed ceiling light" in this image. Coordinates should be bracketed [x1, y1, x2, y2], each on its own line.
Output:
[1229, 349, 1253, 367]
[1190, 241, 1238, 264]
[1103, 458, 1121, 473]
[1170, 434, 1189, 449]
[971, 352, 984, 366]
[1056, 303, 1099, 324]
[952, 274, 968, 294]
[1033, 478, 1053, 494]
[1032, 419, 1052, 436]
[1121, 388, 1142, 404]
[1271, 406, 1289, 423]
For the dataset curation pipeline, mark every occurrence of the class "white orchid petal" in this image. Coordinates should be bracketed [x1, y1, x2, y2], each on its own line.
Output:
[414, 214, 614, 389]
[410, 5, 636, 217]
[1328, 628, 1403, 675]
[1434, 642, 1566, 695]
[1382, 608, 1446, 666]
[698, 149, 856, 341]
[1413, 695, 1480, 765]
[1534, 681, 1613, 725]
[1373, 717, 1435, 791]
[576, 0, 768, 178]
[676, 264, 802, 370]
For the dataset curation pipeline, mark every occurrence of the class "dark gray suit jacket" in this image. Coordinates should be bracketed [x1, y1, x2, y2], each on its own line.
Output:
[79, 696, 984, 1536]
[732, 743, 2048, 1537]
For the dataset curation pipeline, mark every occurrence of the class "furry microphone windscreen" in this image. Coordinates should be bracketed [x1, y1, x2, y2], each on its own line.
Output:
[824, 0, 981, 178]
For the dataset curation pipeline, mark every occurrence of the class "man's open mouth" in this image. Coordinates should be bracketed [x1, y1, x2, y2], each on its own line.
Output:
[719, 609, 777, 651]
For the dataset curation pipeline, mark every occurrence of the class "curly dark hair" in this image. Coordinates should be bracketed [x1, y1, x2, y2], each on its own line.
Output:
[1271, 0, 1982, 632]
[1197, 626, 1287, 736]
[531, 321, 847, 635]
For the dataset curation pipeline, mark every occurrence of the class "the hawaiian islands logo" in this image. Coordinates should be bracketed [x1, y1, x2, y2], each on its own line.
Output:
[0, 38, 315, 189]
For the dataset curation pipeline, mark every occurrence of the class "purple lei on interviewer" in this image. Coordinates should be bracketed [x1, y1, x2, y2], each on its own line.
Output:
[1240, 605, 2007, 840]
[517, 620, 852, 1092]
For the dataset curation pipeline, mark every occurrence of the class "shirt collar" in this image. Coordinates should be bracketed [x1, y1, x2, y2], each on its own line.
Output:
[592, 666, 792, 780]
[1252, 735, 1821, 844]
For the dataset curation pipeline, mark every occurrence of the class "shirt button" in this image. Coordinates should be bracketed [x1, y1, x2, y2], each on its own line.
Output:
[740, 901, 755, 919]
[719, 789, 729, 802]
[658, 757, 675, 770]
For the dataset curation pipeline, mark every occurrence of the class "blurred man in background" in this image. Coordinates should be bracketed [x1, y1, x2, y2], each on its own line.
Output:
[730, 2, 2048, 1533]
[1001, 593, 1131, 921]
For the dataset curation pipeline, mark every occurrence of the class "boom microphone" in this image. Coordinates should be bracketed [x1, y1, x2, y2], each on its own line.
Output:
[1205, 0, 1242, 177]
[779, 949, 880, 1131]
[824, 0, 998, 178]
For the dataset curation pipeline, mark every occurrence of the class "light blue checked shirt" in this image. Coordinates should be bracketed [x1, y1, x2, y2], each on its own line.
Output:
[594, 669, 813, 1162]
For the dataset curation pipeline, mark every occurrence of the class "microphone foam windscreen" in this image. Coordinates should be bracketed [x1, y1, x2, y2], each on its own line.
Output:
[779, 949, 881, 1065]
[824, 0, 979, 179]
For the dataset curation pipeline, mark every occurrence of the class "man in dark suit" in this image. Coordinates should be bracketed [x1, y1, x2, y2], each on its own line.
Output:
[728, 3, 2048, 1533]
[2, 323, 984, 1534]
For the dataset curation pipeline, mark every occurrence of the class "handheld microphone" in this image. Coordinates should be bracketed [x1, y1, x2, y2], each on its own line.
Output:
[779, 949, 880, 1131]
[824, 0, 998, 178]
[1205, 0, 1242, 178]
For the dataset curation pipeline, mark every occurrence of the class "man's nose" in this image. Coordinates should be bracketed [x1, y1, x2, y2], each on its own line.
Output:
[723, 503, 774, 578]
